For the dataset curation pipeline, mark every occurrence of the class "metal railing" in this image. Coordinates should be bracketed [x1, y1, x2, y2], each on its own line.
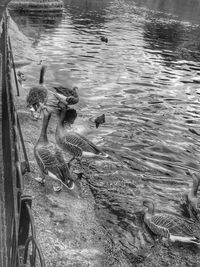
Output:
[0, 10, 45, 267]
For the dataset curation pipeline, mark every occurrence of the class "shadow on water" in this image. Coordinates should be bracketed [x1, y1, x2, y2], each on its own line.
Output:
[9, 10, 63, 39]
[133, 0, 200, 24]
[63, 0, 111, 31]
[143, 19, 200, 65]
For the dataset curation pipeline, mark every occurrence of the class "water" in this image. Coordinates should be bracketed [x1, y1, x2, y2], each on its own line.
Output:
[11, 0, 200, 265]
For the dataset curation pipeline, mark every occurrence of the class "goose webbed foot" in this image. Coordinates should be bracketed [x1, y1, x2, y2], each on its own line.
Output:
[73, 169, 85, 180]
[53, 181, 63, 192]
[68, 157, 75, 168]
[66, 179, 75, 190]
[35, 177, 45, 185]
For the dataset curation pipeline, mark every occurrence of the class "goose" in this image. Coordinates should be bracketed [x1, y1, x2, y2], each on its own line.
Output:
[55, 108, 108, 166]
[53, 85, 79, 106]
[143, 200, 200, 245]
[26, 65, 48, 119]
[34, 105, 74, 191]
[180, 170, 200, 221]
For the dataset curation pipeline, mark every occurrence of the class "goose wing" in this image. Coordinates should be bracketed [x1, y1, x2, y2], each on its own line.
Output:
[54, 148, 71, 182]
[35, 145, 69, 182]
[149, 214, 195, 237]
[73, 133, 102, 154]
[54, 86, 78, 98]
[60, 135, 83, 158]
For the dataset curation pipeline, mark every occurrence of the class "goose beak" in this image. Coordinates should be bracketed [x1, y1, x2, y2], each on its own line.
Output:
[28, 105, 41, 120]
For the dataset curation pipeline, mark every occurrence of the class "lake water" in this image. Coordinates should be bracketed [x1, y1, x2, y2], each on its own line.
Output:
[10, 0, 200, 265]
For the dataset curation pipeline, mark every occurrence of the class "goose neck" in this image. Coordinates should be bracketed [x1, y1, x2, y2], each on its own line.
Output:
[38, 110, 51, 144]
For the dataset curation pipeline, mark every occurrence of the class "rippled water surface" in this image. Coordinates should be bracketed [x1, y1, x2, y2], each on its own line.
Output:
[11, 0, 200, 264]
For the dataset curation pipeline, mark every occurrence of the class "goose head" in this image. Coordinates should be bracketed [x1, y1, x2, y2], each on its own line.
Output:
[188, 170, 200, 196]
[57, 107, 77, 126]
[143, 200, 155, 214]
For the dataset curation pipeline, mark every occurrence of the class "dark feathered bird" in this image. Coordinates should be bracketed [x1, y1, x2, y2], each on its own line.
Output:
[53, 86, 79, 105]
[26, 66, 48, 119]
[95, 114, 105, 128]
[143, 200, 200, 245]
[100, 36, 108, 43]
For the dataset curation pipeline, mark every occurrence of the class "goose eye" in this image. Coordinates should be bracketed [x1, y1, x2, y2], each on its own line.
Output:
[29, 106, 35, 112]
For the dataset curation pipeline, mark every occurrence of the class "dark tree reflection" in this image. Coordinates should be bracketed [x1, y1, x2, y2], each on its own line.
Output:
[143, 19, 200, 65]
[133, 0, 200, 24]
[9, 11, 63, 39]
[64, 0, 111, 31]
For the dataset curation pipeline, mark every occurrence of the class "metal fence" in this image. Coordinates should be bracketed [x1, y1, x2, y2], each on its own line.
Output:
[0, 10, 45, 267]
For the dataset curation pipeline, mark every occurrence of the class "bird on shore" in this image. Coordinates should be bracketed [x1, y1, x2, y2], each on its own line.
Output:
[94, 114, 105, 128]
[53, 85, 79, 106]
[180, 170, 200, 221]
[143, 200, 200, 245]
[55, 108, 108, 167]
[26, 65, 48, 119]
[17, 71, 26, 85]
[34, 105, 74, 191]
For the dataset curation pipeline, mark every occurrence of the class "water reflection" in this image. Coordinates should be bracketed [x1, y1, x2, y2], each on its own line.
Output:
[134, 0, 200, 24]
[143, 19, 200, 64]
[9, 11, 63, 39]
[64, 0, 111, 31]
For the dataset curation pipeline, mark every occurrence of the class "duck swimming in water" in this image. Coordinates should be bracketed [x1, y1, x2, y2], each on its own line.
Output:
[55, 108, 108, 166]
[94, 114, 105, 128]
[34, 105, 74, 191]
[100, 36, 108, 43]
[180, 170, 200, 221]
[143, 200, 200, 245]
[26, 65, 48, 119]
[53, 85, 79, 106]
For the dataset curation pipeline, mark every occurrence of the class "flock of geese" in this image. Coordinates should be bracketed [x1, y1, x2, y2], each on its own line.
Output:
[26, 65, 200, 248]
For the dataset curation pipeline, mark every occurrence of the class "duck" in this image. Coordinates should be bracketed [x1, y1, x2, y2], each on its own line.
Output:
[26, 65, 48, 119]
[180, 170, 200, 221]
[94, 114, 105, 128]
[143, 199, 200, 245]
[53, 85, 79, 106]
[55, 107, 108, 166]
[34, 105, 74, 192]
[100, 36, 108, 43]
